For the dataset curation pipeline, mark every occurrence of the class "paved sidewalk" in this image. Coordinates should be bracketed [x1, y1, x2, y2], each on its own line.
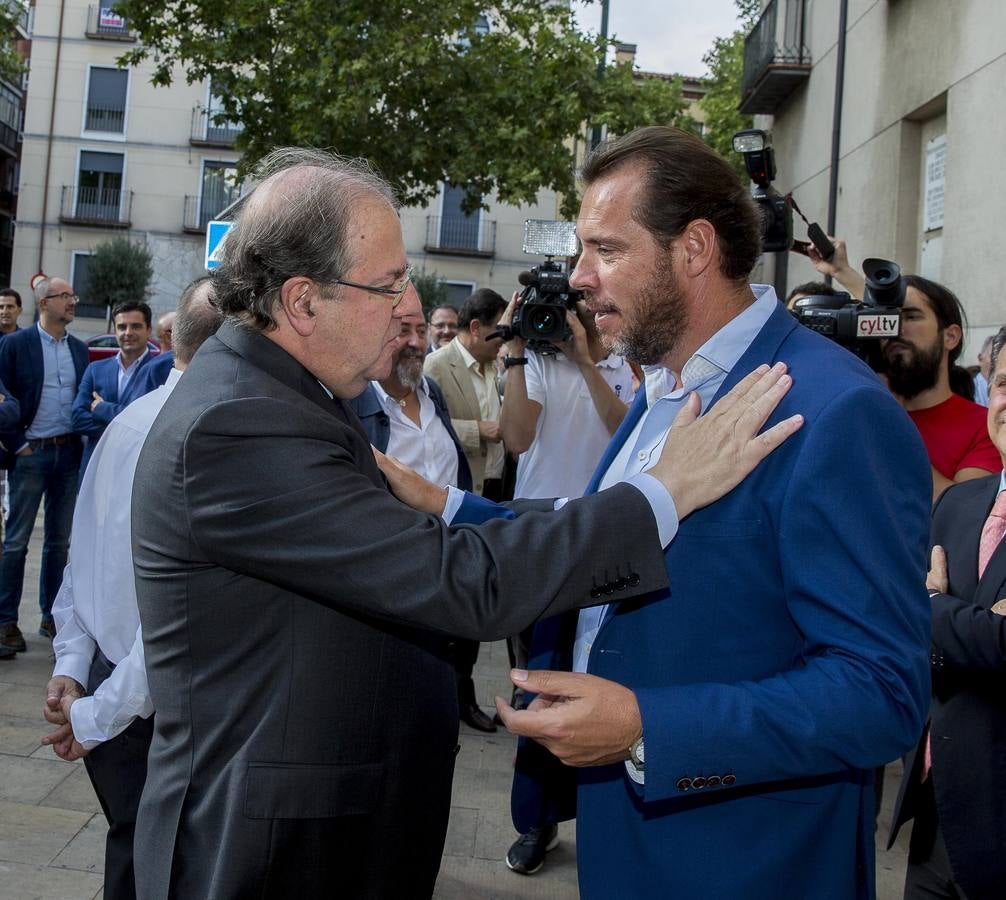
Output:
[0, 519, 912, 898]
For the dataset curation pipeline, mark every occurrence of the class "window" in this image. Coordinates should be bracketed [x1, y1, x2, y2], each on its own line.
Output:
[200, 162, 241, 228]
[205, 79, 243, 143]
[72, 252, 103, 318]
[445, 281, 476, 307]
[439, 183, 481, 251]
[85, 67, 127, 134]
[77, 150, 124, 221]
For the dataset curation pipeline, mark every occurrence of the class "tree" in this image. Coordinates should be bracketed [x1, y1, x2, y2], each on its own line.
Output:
[85, 237, 154, 326]
[411, 269, 449, 317]
[113, 0, 684, 217]
[0, 2, 27, 87]
[698, 0, 760, 179]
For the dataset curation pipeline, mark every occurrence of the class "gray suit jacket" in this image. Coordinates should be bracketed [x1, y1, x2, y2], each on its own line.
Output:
[130, 320, 667, 900]
[424, 339, 495, 494]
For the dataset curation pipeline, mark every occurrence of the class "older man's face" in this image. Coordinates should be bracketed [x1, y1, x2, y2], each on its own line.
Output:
[429, 307, 458, 348]
[391, 314, 428, 390]
[311, 199, 418, 397]
[988, 349, 1006, 465]
[39, 277, 77, 326]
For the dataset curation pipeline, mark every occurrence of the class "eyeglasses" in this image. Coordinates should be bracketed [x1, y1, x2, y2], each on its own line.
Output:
[44, 291, 78, 303]
[331, 266, 414, 309]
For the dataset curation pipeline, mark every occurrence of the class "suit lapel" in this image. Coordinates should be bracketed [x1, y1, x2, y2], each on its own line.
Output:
[974, 479, 1006, 607]
[445, 343, 483, 420]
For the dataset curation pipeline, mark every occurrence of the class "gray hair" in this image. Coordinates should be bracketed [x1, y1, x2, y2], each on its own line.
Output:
[212, 148, 399, 331]
[173, 277, 222, 365]
[990, 326, 1006, 376]
[33, 277, 51, 303]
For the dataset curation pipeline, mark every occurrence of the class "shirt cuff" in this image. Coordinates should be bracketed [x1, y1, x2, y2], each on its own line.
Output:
[442, 485, 465, 523]
[626, 473, 679, 548]
[67, 697, 104, 750]
[52, 653, 91, 692]
[625, 758, 645, 785]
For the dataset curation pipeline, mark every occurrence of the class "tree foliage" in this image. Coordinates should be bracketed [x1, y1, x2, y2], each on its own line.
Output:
[0, 2, 26, 87]
[113, 0, 685, 217]
[85, 237, 154, 312]
[698, 0, 760, 179]
[411, 269, 449, 317]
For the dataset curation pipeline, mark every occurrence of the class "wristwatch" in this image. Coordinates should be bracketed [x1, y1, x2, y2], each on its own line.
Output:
[629, 736, 645, 770]
[503, 356, 528, 368]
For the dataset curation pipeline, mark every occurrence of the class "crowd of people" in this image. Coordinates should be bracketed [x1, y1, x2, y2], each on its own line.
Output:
[0, 125, 999, 900]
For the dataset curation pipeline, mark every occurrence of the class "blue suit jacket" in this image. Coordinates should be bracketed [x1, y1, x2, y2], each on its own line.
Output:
[347, 376, 473, 492]
[0, 325, 89, 467]
[459, 302, 933, 899]
[0, 376, 20, 436]
[131, 351, 175, 396]
[71, 352, 157, 471]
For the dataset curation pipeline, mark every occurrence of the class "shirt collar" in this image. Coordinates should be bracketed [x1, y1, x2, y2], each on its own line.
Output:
[454, 337, 481, 372]
[118, 347, 150, 372]
[652, 284, 778, 404]
[372, 377, 429, 409]
[36, 321, 66, 345]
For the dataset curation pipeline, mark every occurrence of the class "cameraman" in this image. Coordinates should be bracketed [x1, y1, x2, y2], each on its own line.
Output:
[496, 292, 634, 875]
[809, 240, 999, 501]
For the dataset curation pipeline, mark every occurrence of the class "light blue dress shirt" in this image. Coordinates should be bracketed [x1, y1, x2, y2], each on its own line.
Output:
[26, 323, 77, 440]
[572, 284, 779, 674]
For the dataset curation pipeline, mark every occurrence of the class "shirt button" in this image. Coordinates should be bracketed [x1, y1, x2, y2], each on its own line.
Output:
[637, 450, 647, 461]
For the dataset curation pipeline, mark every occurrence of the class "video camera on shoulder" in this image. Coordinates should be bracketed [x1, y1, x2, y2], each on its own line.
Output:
[492, 220, 582, 352]
[791, 258, 906, 369]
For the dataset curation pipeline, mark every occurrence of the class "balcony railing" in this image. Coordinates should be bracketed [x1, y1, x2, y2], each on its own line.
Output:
[739, 0, 810, 115]
[84, 104, 125, 133]
[190, 106, 243, 147]
[85, 5, 135, 40]
[184, 194, 233, 233]
[60, 185, 133, 228]
[424, 215, 496, 257]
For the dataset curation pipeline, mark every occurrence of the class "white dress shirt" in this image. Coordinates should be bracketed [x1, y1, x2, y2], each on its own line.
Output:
[372, 377, 459, 487]
[51, 368, 182, 748]
[116, 347, 150, 396]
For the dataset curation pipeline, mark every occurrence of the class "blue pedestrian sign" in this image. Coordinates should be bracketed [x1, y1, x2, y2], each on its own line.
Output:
[205, 220, 233, 270]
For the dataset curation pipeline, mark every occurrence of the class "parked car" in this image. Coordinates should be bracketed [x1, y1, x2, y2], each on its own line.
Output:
[85, 334, 162, 364]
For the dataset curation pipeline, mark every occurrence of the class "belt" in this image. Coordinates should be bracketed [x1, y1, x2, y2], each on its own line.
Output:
[28, 434, 77, 448]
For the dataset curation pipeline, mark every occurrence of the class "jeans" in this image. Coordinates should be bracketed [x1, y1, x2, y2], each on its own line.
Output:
[0, 440, 81, 624]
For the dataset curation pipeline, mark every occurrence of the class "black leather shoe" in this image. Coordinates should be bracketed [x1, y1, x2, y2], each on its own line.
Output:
[460, 703, 497, 733]
[505, 824, 559, 875]
[39, 618, 57, 640]
[0, 623, 25, 652]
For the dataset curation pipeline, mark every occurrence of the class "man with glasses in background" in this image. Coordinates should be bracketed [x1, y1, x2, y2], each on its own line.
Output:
[0, 276, 88, 652]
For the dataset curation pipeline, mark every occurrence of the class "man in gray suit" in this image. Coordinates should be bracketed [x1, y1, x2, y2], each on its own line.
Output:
[130, 148, 802, 900]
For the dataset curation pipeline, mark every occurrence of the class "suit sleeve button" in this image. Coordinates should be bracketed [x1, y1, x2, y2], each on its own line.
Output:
[615, 577, 628, 590]
[691, 776, 706, 789]
[627, 573, 640, 587]
[706, 775, 721, 787]
[722, 774, 736, 786]
[676, 777, 692, 792]
[590, 587, 601, 599]
[602, 583, 615, 595]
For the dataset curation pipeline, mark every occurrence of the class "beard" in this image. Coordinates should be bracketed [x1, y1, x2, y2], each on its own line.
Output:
[601, 254, 689, 366]
[394, 349, 425, 391]
[883, 334, 943, 399]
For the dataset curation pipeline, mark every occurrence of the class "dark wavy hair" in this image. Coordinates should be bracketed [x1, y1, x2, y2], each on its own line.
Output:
[904, 275, 973, 401]
[580, 126, 763, 282]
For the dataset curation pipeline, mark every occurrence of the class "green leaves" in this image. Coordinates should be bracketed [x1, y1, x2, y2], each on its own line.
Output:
[113, 0, 695, 214]
[84, 237, 155, 309]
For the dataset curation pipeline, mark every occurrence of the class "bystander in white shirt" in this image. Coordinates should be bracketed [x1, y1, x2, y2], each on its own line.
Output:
[51, 368, 182, 748]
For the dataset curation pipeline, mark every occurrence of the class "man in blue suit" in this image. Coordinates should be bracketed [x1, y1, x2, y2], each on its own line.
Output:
[478, 127, 933, 898]
[0, 276, 88, 649]
[71, 300, 157, 472]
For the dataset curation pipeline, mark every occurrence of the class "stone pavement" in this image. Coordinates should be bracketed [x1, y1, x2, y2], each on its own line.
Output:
[0, 518, 913, 899]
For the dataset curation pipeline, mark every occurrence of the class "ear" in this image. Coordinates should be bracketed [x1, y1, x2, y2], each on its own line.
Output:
[679, 219, 717, 277]
[277, 277, 319, 337]
[943, 323, 962, 353]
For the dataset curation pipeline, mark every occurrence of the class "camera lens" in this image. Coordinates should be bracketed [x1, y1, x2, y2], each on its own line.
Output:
[529, 308, 556, 335]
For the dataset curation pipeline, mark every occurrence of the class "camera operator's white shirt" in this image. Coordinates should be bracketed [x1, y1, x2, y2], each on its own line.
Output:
[513, 350, 634, 501]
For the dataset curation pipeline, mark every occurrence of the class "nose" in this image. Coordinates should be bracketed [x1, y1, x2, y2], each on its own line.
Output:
[569, 255, 593, 292]
[395, 283, 423, 320]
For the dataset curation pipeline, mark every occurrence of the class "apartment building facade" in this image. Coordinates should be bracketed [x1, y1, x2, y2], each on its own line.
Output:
[741, 0, 1006, 360]
[15, 0, 239, 325]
